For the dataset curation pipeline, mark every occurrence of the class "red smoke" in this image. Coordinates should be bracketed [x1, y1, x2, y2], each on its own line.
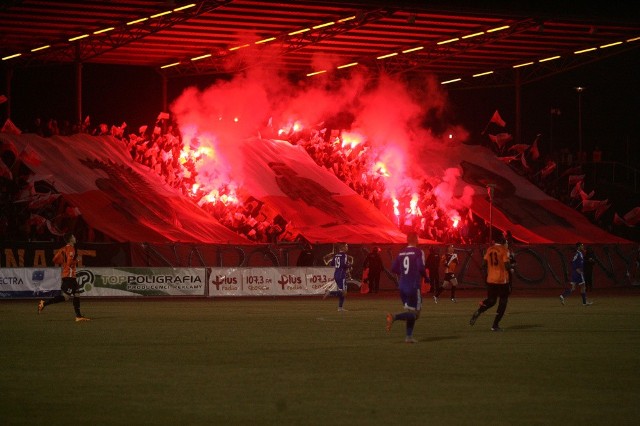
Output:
[170, 64, 474, 228]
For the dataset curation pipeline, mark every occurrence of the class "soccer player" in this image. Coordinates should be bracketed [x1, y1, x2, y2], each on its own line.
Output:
[560, 242, 593, 306]
[386, 232, 427, 343]
[38, 233, 90, 321]
[433, 244, 459, 302]
[324, 242, 351, 311]
[469, 234, 512, 331]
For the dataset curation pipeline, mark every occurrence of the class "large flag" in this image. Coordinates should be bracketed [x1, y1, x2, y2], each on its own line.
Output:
[1, 119, 22, 135]
[623, 207, 640, 227]
[508, 144, 530, 155]
[594, 201, 611, 221]
[18, 145, 42, 167]
[582, 199, 608, 213]
[488, 133, 512, 150]
[530, 134, 541, 160]
[539, 160, 557, 179]
[613, 213, 628, 226]
[1, 132, 250, 244]
[238, 137, 407, 243]
[570, 180, 584, 199]
[490, 110, 506, 127]
[579, 188, 595, 201]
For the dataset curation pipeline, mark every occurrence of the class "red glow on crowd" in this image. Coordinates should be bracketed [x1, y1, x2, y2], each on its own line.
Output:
[152, 65, 479, 242]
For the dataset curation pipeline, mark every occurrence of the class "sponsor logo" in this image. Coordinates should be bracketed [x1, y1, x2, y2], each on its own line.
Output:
[32, 270, 45, 281]
[101, 275, 202, 286]
[278, 274, 303, 290]
[245, 275, 272, 292]
[77, 269, 95, 293]
[211, 275, 239, 291]
[0, 276, 23, 286]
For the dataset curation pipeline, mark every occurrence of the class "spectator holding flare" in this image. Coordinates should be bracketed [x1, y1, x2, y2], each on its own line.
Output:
[324, 242, 351, 312]
[386, 232, 428, 343]
[469, 233, 512, 331]
[38, 233, 90, 322]
[560, 242, 594, 306]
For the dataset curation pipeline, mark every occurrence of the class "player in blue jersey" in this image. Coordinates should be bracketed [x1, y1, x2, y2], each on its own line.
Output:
[386, 232, 428, 343]
[324, 242, 351, 311]
[560, 242, 593, 306]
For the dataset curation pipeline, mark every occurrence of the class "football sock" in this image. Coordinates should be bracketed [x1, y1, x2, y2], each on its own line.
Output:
[45, 295, 65, 306]
[338, 295, 344, 308]
[491, 296, 508, 328]
[561, 289, 572, 298]
[581, 293, 587, 304]
[406, 318, 415, 336]
[395, 312, 416, 321]
[73, 297, 82, 317]
[451, 287, 456, 299]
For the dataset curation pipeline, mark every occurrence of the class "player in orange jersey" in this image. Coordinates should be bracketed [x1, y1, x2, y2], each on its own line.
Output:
[469, 233, 513, 331]
[38, 233, 90, 322]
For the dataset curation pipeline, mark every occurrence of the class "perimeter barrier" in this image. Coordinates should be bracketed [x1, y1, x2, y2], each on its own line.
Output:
[1, 242, 639, 299]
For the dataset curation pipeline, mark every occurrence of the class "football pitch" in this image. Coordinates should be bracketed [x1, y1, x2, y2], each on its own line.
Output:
[2, 291, 640, 425]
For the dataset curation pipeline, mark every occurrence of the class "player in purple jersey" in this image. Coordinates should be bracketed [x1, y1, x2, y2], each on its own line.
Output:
[560, 242, 593, 306]
[324, 242, 351, 311]
[386, 232, 428, 343]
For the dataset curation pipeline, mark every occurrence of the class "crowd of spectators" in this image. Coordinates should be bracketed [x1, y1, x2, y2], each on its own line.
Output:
[3, 112, 636, 244]
[280, 125, 492, 244]
[1, 116, 301, 243]
[0, 148, 94, 242]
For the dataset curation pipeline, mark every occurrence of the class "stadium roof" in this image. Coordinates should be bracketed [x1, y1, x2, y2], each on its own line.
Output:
[1, 0, 639, 86]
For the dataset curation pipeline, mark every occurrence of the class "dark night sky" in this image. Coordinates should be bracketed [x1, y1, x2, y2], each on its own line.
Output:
[448, 48, 640, 164]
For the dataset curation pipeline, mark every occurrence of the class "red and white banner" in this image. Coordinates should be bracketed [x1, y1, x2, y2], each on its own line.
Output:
[1, 133, 248, 244]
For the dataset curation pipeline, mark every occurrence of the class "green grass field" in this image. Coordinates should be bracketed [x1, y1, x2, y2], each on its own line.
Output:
[2, 291, 640, 425]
